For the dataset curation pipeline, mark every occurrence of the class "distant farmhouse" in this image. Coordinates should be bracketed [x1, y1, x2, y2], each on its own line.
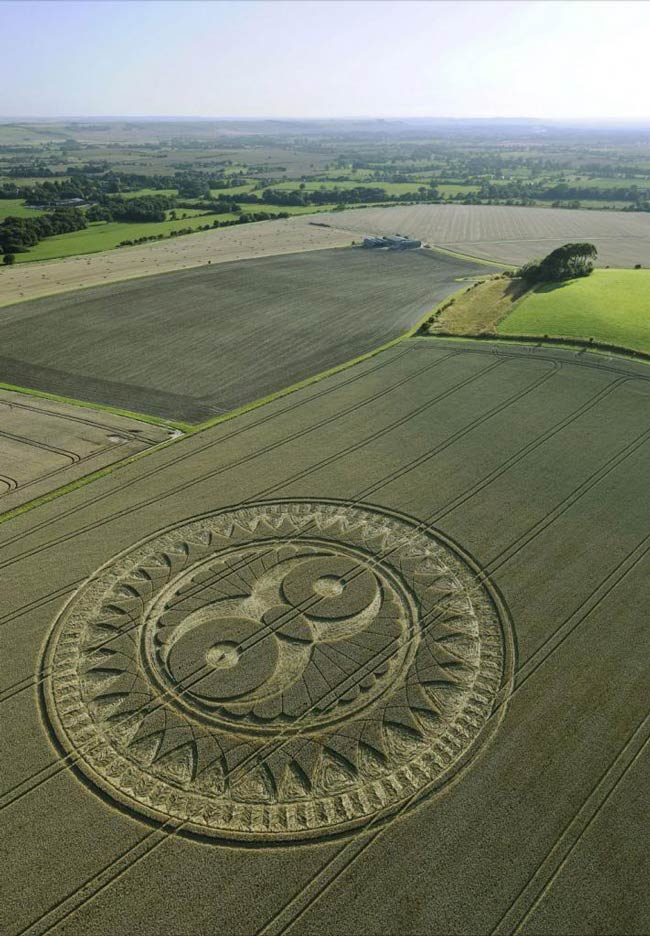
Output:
[363, 233, 422, 250]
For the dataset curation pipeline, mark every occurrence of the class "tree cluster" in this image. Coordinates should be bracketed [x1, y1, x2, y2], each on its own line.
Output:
[0, 208, 87, 254]
[517, 243, 598, 284]
[88, 194, 177, 223]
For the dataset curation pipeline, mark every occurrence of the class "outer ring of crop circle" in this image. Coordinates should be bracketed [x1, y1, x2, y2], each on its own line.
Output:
[41, 497, 516, 845]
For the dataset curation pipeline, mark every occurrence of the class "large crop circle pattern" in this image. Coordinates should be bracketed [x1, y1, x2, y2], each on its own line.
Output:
[43, 500, 514, 843]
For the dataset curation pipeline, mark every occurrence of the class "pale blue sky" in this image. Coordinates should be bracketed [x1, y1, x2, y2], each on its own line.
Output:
[2, 0, 648, 119]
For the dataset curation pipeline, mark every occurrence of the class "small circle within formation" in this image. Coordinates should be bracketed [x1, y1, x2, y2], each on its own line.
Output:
[44, 500, 514, 843]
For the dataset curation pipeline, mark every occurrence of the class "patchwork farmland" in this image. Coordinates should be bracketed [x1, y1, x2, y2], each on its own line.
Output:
[1, 341, 649, 935]
[0, 247, 484, 422]
[4, 203, 650, 310]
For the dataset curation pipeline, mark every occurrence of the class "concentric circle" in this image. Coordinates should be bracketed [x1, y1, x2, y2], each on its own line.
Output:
[43, 500, 514, 843]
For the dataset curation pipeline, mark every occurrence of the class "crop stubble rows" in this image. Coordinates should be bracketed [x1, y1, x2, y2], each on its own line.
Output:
[319, 204, 650, 266]
[0, 249, 484, 422]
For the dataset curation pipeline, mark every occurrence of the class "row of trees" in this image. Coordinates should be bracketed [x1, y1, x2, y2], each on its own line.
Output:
[477, 180, 650, 204]
[0, 169, 233, 204]
[258, 186, 439, 207]
[116, 210, 290, 247]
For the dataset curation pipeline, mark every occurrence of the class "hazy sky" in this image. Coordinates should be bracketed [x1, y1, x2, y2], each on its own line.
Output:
[2, 0, 648, 120]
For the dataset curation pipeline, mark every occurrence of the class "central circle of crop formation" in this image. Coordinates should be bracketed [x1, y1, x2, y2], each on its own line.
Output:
[44, 500, 514, 843]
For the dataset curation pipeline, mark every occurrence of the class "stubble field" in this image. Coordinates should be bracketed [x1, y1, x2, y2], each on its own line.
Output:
[318, 203, 650, 267]
[0, 217, 353, 308]
[0, 247, 484, 422]
[0, 340, 649, 935]
[0, 388, 172, 513]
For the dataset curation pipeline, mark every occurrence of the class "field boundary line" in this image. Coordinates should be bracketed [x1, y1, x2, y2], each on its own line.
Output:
[0, 343, 418, 530]
[429, 243, 511, 268]
[0, 380, 183, 430]
[0, 390, 170, 440]
[0, 367, 614, 708]
[422, 332, 650, 369]
[0, 348, 464, 567]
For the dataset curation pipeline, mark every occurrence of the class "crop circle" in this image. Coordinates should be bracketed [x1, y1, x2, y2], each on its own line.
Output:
[43, 500, 514, 843]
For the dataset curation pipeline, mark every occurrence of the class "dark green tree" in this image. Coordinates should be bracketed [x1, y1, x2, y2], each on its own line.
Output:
[517, 243, 598, 284]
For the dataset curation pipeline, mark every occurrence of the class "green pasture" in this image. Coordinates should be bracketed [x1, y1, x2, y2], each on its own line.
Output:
[0, 199, 48, 220]
[164, 207, 211, 219]
[14, 212, 237, 262]
[437, 183, 481, 196]
[239, 203, 333, 216]
[562, 175, 650, 190]
[498, 269, 650, 354]
[269, 179, 429, 196]
[121, 188, 178, 199]
[210, 183, 257, 197]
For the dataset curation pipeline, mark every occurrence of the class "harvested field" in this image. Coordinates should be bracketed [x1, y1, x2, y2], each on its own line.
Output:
[316, 203, 650, 267]
[1, 341, 649, 935]
[0, 216, 352, 309]
[0, 248, 483, 422]
[0, 389, 172, 512]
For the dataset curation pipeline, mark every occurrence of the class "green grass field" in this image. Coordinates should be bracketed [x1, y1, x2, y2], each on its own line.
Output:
[0, 199, 47, 220]
[437, 183, 481, 197]
[498, 269, 650, 353]
[15, 213, 237, 262]
[209, 183, 257, 197]
[121, 188, 178, 199]
[270, 179, 429, 196]
[240, 202, 333, 216]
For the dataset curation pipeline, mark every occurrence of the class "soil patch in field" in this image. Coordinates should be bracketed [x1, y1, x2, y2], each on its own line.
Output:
[0, 247, 484, 422]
